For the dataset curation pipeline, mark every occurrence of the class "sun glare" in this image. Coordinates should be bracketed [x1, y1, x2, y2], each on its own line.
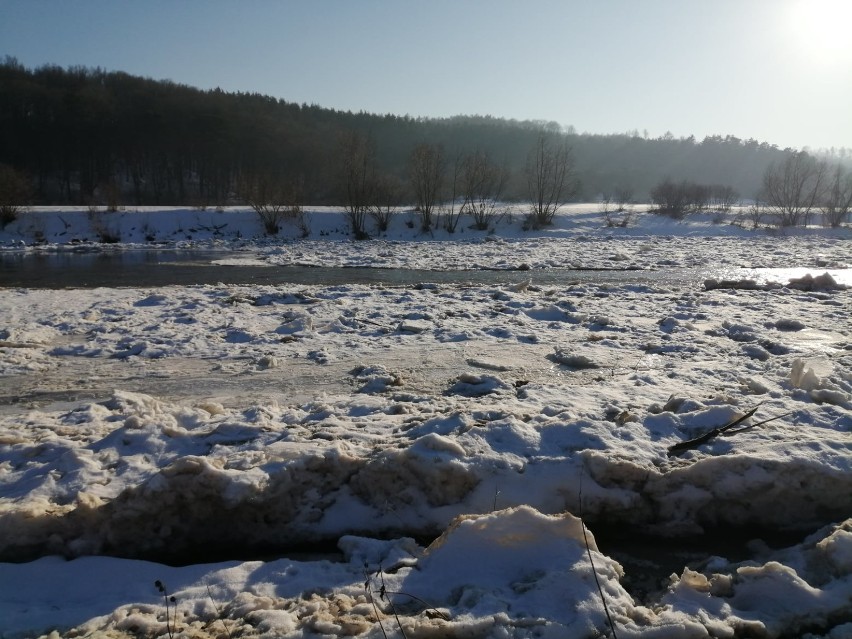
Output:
[786, 0, 852, 65]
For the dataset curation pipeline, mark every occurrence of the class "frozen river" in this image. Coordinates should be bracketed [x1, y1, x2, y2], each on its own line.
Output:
[1, 209, 850, 637]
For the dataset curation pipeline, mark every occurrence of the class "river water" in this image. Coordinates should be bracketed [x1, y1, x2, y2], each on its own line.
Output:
[2, 250, 849, 288]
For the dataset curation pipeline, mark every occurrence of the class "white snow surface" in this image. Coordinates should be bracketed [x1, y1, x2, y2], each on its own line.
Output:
[0, 206, 850, 638]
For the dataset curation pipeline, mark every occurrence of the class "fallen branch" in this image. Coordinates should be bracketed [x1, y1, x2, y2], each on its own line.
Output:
[722, 411, 794, 436]
[667, 405, 791, 456]
[667, 404, 760, 456]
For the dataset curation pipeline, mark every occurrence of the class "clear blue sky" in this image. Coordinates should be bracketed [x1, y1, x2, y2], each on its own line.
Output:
[2, 0, 851, 151]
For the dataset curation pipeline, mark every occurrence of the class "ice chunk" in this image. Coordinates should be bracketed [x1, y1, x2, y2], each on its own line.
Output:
[409, 433, 467, 458]
[816, 529, 852, 576]
[398, 319, 431, 333]
[775, 318, 805, 331]
[790, 359, 824, 391]
[788, 272, 846, 291]
[550, 348, 599, 369]
[789, 358, 848, 407]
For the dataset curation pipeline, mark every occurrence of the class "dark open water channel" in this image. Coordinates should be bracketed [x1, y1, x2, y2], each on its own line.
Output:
[3, 250, 847, 288]
[0, 250, 679, 288]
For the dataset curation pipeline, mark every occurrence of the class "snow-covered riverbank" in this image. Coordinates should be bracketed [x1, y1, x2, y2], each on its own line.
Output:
[2, 204, 851, 271]
[1, 206, 850, 638]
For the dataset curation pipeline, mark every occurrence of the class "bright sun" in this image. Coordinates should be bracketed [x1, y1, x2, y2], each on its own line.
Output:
[786, 0, 852, 65]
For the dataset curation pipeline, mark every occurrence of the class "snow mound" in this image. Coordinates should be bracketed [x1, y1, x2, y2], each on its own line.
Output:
[663, 519, 852, 638]
[27, 507, 852, 637]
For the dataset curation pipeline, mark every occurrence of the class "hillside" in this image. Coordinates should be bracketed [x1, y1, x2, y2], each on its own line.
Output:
[0, 59, 805, 207]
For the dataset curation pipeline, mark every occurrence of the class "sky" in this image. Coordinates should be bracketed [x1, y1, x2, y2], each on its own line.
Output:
[1, 0, 851, 152]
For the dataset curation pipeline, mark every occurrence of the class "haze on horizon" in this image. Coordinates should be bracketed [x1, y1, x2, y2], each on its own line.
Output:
[2, 0, 851, 152]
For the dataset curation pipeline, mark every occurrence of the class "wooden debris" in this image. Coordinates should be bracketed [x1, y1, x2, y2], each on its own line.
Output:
[667, 405, 793, 457]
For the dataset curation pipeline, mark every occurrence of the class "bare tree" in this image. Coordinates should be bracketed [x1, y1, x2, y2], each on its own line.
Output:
[821, 164, 852, 227]
[598, 191, 614, 226]
[461, 150, 509, 231]
[613, 186, 634, 211]
[339, 131, 376, 239]
[525, 132, 576, 228]
[710, 185, 739, 213]
[599, 187, 634, 227]
[745, 199, 765, 229]
[441, 152, 464, 233]
[651, 179, 732, 219]
[237, 171, 304, 235]
[370, 173, 404, 233]
[408, 143, 444, 232]
[762, 151, 827, 227]
[0, 164, 31, 228]
[684, 183, 710, 213]
[614, 185, 635, 226]
[649, 178, 689, 218]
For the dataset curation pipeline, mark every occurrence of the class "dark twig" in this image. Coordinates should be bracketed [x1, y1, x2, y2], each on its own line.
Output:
[364, 566, 389, 639]
[722, 411, 794, 435]
[579, 475, 618, 638]
[378, 568, 409, 639]
[357, 317, 388, 328]
[154, 580, 176, 639]
[667, 404, 762, 457]
[206, 584, 233, 639]
[379, 590, 450, 621]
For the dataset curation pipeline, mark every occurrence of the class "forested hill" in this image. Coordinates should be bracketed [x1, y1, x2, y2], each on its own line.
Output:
[0, 59, 799, 205]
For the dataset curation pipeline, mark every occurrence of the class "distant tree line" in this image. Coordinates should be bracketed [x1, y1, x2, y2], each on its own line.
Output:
[649, 180, 739, 219]
[0, 58, 849, 229]
[642, 152, 852, 228]
[759, 151, 852, 227]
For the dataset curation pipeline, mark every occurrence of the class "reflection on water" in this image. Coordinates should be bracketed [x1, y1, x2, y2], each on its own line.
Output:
[711, 266, 852, 287]
[0, 250, 849, 289]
